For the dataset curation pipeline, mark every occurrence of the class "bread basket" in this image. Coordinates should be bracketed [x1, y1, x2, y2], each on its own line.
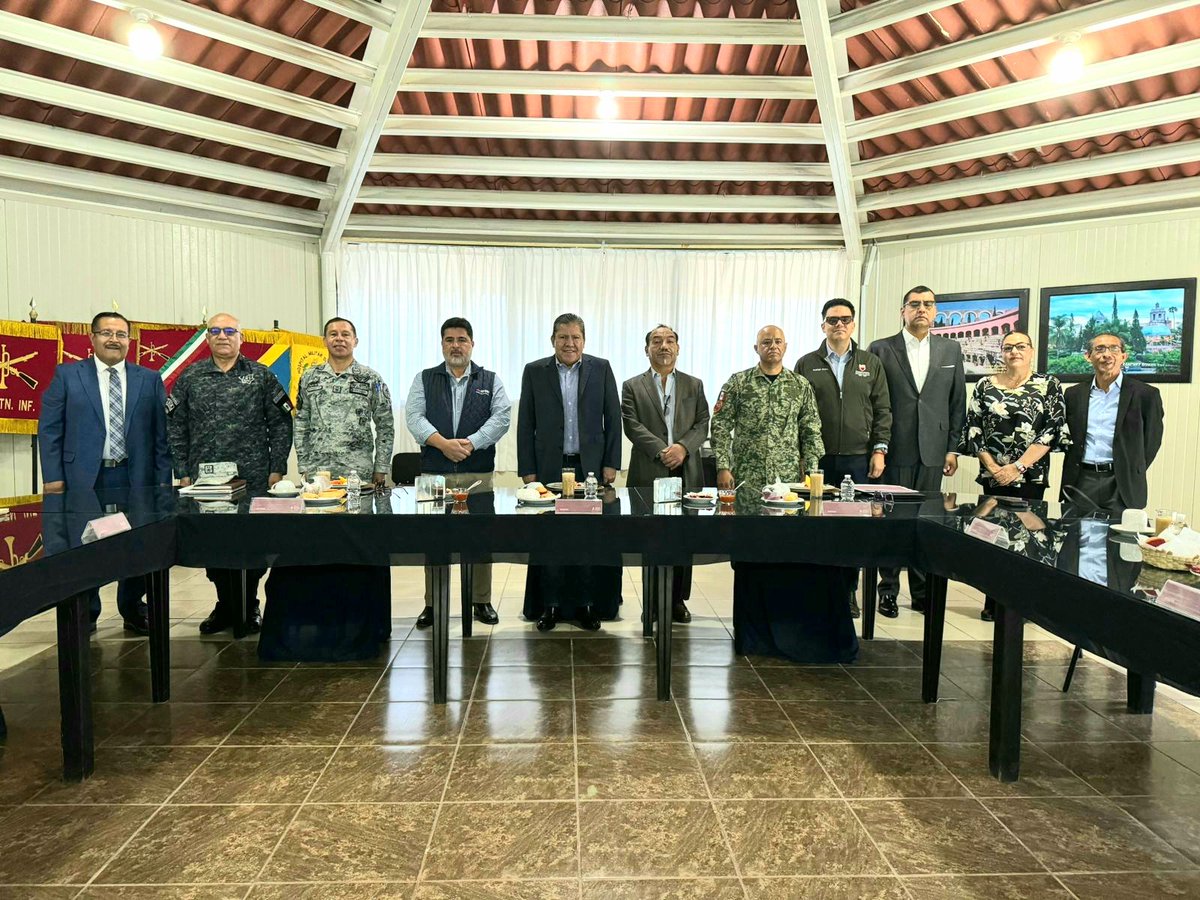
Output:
[1137, 539, 1200, 571]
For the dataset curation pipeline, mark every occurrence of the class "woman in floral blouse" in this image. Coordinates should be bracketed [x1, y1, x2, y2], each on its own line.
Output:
[959, 331, 1070, 619]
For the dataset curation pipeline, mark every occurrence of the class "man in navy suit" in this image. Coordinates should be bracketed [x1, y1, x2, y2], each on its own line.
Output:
[38, 311, 173, 633]
[517, 313, 622, 631]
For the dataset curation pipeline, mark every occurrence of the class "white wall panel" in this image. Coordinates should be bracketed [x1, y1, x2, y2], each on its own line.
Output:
[860, 210, 1200, 517]
[0, 195, 320, 497]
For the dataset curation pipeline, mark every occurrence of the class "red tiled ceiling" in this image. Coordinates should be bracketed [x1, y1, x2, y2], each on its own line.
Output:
[363, 173, 834, 194]
[352, 204, 839, 226]
[365, 138, 828, 166]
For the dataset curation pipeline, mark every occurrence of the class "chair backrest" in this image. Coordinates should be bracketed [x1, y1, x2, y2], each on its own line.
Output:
[391, 452, 422, 486]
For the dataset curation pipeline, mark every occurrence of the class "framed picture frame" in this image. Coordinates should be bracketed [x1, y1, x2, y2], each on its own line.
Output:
[929, 289, 1030, 381]
[1037, 278, 1196, 383]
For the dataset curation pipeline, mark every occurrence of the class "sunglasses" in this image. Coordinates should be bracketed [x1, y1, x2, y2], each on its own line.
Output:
[824, 315, 854, 326]
[208, 327, 239, 337]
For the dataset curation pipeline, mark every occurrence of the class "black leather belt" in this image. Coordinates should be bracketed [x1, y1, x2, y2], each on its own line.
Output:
[101, 459, 127, 468]
[1080, 461, 1114, 472]
[562, 454, 581, 466]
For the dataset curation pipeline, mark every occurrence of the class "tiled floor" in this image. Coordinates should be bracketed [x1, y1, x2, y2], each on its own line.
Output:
[2, 565, 1200, 899]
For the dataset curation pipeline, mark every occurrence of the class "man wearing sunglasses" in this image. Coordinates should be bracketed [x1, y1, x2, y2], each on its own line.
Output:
[1060, 333, 1164, 514]
[167, 312, 294, 634]
[38, 311, 173, 635]
[869, 285, 966, 618]
[795, 299, 891, 617]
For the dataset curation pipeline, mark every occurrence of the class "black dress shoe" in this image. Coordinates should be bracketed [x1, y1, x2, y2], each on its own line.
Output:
[980, 599, 995, 622]
[671, 600, 692, 623]
[878, 593, 899, 618]
[577, 605, 602, 631]
[911, 597, 926, 614]
[122, 615, 150, 636]
[536, 607, 559, 632]
[247, 606, 262, 634]
[199, 609, 230, 635]
[849, 593, 861, 619]
[415, 606, 434, 628]
[473, 603, 499, 625]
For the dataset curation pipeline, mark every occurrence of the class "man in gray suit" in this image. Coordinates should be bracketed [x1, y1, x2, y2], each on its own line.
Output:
[868, 285, 966, 617]
[622, 324, 710, 622]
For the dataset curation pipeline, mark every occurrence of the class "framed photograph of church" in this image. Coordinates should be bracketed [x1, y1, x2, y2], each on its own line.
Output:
[1038, 278, 1196, 383]
[930, 289, 1030, 381]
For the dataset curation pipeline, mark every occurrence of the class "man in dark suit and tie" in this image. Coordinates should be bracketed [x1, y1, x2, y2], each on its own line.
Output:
[869, 285, 966, 617]
[621, 324, 710, 623]
[38, 311, 173, 633]
[518, 312, 622, 631]
[1060, 332, 1164, 515]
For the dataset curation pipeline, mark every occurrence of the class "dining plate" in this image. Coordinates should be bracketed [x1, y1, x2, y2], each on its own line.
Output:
[517, 496, 557, 507]
[1110, 522, 1154, 535]
[763, 498, 805, 508]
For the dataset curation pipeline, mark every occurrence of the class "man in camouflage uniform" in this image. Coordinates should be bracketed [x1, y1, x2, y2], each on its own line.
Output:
[294, 317, 394, 485]
[712, 324, 824, 492]
[167, 312, 294, 634]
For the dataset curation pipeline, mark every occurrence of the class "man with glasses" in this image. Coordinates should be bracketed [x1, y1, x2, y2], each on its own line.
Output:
[167, 313, 294, 634]
[869, 286, 966, 618]
[796, 299, 891, 617]
[38, 311, 173, 634]
[406, 316, 512, 628]
[1060, 333, 1163, 515]
[622, 324, 710, 623]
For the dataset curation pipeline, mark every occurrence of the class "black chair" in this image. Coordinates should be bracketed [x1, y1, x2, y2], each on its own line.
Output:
[391, 452, 422, 486]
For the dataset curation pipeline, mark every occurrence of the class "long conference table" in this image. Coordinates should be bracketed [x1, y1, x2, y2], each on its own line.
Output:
[2, 486, 1198, 787]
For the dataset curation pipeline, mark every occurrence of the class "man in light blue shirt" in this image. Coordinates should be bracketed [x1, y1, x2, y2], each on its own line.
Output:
[406, 317, 512, 627]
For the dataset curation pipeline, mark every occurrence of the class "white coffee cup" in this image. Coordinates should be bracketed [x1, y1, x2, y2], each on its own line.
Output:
[270, 480, 296, 494]
[1120, 508, 1151, 531]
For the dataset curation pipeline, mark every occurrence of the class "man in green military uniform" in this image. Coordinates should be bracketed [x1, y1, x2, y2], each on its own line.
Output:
[713, 324, 824, 492]
[294, 317, 394, 485]
[167, 312, 293, 634]
[712, 325, 857, 665]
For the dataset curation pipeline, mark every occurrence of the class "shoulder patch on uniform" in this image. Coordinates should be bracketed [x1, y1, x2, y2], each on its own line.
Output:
[713, 389, 726, 415]
[271, 385, 294, 412]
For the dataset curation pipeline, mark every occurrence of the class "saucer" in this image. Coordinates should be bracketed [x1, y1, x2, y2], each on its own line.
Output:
[268, 489, 300, 498]
[1110, 523, 1154, 535]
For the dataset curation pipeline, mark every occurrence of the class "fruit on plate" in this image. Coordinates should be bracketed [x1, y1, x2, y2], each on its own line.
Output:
[302, 489, 346, 500]
[783, 492, 799, 502]
[1146, 537, 1167, 547]
[685, 492, 715, 501]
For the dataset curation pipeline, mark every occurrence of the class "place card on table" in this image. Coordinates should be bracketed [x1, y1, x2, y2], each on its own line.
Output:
[1158, 580, 1200, 620]
[556, 498, 602, 515]
[820, 501, 873, 517]
[250, 497, 304, 514]
[965, 517, 1009, 548]
[80, 512, 131, 543]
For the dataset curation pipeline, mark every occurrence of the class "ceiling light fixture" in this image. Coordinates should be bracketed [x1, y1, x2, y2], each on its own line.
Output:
[127, 8, 164, 61]
[596, 90, 619, 120]
[1048, 32, 1085, 84]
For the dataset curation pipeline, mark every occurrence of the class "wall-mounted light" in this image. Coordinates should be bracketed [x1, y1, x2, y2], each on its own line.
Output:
[596, 90, 619, 120]
[127, 9, 164, 61]
[1048, 32, 1085, 84]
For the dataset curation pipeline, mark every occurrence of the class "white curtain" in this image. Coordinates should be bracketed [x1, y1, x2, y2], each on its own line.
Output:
[339, 243, 851, 472]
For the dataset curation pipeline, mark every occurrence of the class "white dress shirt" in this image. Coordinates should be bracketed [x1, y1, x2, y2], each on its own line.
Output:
[902, 329, 931, 392]
[94, 355, 127, 460]
[651, 369, 677, 446]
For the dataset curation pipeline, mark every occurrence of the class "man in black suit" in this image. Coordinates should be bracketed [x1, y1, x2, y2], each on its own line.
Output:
[1060, 332, 1164, 514]
[518, 313, 622, 631]
[869, 285, 966, 617]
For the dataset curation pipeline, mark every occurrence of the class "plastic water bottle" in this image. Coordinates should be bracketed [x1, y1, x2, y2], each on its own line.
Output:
[839, 474, 855, 501]
[584, 471, 599, 500]
[346, 469, 361, 510]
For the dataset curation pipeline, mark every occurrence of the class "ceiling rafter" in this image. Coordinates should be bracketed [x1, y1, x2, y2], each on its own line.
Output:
[831, 0, 963, 39]
[354, 186, 838, 214]
[0, 116, 333, 200]
[851, 38, 1200, 140]
[0, 69, 346, 168]
[368, 154, 833, 182]
[397, 69, 816, 100]
[861, 139, 1200, 211]
[843, 0, 1200, 94]
[319, 0, 433, 252]
[418, 12, 805, 45]
[301, 0, 395, 29]
[799, 0, 863, 259]
[382, 116, 825, 144]
[854, 94, 1200, 181]
[0, 9, 356, 129]
[88, 0, 375, 83]
[864, 178, 1200, 240]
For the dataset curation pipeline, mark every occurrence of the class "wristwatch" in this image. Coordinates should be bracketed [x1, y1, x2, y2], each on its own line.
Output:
[1015, 461, 1028, 474]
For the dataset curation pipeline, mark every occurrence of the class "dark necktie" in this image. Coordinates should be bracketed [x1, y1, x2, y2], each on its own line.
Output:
[108, 367, 125, 461]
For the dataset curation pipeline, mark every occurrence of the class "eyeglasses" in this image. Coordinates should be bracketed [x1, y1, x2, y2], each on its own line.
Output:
[92, 330, 130, 340]
[1001, 342, 1031, 352]
[824, 315, 854, 326]
[870, 491, 895, 512]
[208, 327, 239, 337]
[905, 300, 936, 310]
[1088, 344, 1124, 355]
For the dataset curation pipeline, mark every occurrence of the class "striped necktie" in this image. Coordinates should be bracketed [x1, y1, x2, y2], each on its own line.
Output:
[107, 367, 126, 462]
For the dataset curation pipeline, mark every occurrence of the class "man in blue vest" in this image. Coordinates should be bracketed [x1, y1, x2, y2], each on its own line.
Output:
[405, 317, 512, 627]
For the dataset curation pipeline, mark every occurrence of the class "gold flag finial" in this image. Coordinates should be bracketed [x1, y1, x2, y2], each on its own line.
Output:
[112, 299, 120, 312]
[28, 296, 37, 323]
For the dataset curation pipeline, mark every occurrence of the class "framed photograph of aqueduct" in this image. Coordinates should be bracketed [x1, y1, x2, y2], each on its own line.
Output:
[1037, 278, 1196, 384]
[929, 289, 1030, 381]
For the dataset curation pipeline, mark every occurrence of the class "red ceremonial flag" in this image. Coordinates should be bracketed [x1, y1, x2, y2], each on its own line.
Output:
[0, 496, 44, 572]
[0, 320, 62, 434]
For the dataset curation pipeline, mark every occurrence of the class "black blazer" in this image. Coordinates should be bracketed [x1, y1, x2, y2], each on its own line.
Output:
[517, 354, 621, 482]
[868, 332, 966, 468]
[1060, 377, 1164, 510]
